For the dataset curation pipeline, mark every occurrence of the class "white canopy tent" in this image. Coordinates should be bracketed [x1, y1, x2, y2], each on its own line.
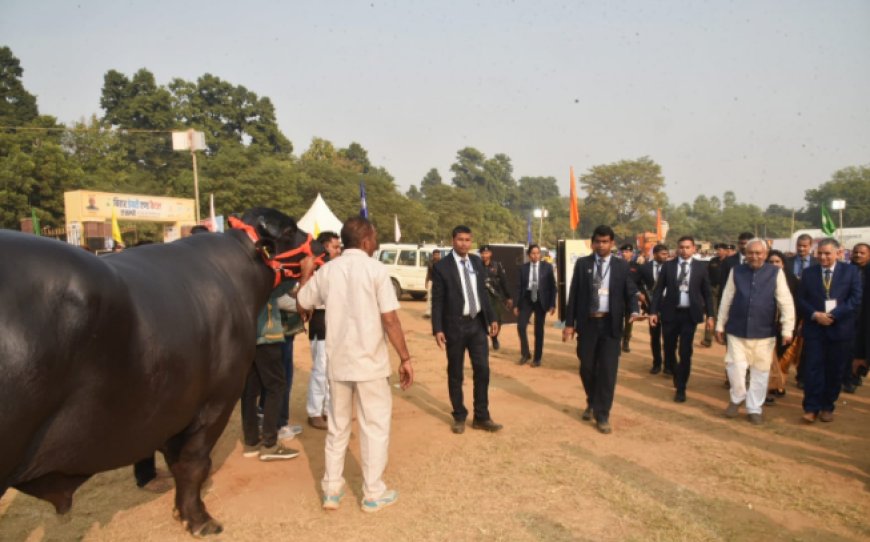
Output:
[296, 193, 343, 237]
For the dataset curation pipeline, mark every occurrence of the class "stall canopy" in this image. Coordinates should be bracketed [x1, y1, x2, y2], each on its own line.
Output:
[297, 193, 343, 237]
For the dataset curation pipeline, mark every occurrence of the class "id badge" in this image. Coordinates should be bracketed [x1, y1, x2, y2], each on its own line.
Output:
[825, 299, 837, 313]
[598, 288, 609, 296]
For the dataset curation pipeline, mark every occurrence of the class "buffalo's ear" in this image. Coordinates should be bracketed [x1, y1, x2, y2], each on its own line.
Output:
[255, 216, 282, 240]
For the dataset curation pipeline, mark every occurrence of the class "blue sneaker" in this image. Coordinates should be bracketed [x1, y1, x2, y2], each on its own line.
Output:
[322, 489, 345, 511]
[361, 489, 398, 513]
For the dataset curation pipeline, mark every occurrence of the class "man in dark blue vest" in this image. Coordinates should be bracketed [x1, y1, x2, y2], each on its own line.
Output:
[715, 239, 795, 424]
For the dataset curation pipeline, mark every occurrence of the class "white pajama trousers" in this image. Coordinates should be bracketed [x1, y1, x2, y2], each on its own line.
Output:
[307, 339, 331, 417]
[322, 378, 392, 500]
[725, 335, 774, 415]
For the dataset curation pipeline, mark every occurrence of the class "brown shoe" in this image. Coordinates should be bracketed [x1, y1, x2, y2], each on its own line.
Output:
[802, 411, 817, 424]
[596, 420, 612, 434]
[471, 419, 503, 432]
[819, 411, 834, 422]
[308, 416, 328, 430]
[451, 419, 466, 434]
[724, 402, 740, 418]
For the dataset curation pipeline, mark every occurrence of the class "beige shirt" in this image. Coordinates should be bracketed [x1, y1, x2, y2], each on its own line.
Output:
[716, 266, 795, 338]
[297, 248, 400, 382]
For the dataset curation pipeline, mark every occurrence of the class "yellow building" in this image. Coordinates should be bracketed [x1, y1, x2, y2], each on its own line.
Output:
[64, 190, 196, 248]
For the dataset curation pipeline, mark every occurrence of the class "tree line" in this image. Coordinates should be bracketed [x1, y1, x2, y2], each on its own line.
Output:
[1, 46, 867, 247]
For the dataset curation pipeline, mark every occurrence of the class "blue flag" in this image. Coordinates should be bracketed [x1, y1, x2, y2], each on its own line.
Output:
[526, 215, 533, 245]
[359, 182, 369, 219]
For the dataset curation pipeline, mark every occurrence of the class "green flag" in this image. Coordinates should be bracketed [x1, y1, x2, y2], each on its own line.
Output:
[31, 208, 41, 236]
[820, 204, 836, 236]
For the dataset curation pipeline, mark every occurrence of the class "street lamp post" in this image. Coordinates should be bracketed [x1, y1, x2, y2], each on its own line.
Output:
[831, 199, 846, 251]
[533, 208, 548, 246]
[172, 130, 207, 223]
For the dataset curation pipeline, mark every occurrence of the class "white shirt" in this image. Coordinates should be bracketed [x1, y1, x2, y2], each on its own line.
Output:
[452, 251, 482, 317]
[528, 262, 539, 291]
[677, 258, 692, 308]
[297, 248, 400, 382]
[594, 255, 611, 313]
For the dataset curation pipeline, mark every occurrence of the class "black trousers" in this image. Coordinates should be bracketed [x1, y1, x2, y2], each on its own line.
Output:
[446, 315, 491, 422]
[662, 309, 697, 393]
[241, 343, 286, 447]
[577, 316, 621, 423]
[649, 319, 665, 370]
[517, 294, 547, 361]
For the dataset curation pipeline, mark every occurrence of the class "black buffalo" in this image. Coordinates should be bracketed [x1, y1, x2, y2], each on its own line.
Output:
[0, 208, 322, 536]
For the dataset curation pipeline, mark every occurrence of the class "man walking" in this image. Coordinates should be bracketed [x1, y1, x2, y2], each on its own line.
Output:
[297, 217, 414, 512]
[432, 226, 502, 434]
[563, 225, 640, 434]
[480, 245, 512, 351]
[514, 244, 556, 366]
[649, 236, 714, 403]
[715, 239, 795, 424]
[638, 244, 670, 375]
[797, 238, 862, 423]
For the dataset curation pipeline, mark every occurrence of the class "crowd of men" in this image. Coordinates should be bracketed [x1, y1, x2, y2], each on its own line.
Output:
[219, 218, 867, 514]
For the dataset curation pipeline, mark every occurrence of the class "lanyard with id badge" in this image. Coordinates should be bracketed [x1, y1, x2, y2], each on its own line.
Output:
[822, 269, 837, 313]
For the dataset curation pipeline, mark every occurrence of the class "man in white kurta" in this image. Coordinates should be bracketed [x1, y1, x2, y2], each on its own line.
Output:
[716, 239, 795, 424]
[297, 217, 413, 512]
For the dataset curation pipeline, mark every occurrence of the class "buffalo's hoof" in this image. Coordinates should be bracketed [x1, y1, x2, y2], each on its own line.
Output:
[191, 518, 223, 537]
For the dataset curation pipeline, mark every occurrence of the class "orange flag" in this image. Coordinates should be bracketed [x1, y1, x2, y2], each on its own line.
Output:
[656, 208, 663, 241]
[569, 166, 580, 231]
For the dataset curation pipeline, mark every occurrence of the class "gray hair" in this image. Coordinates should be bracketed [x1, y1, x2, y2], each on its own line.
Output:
[745, 238, 769, 252]
[818, 237, 840, 250]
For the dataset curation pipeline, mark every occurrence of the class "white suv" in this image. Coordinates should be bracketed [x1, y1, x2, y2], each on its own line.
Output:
[376, 243, 449, 300]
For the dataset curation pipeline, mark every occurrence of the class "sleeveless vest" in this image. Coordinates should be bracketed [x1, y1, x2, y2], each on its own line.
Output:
[725, 263, 779, 339]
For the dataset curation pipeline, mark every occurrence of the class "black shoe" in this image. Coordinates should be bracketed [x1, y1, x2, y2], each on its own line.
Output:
[596, 419, 612, 434]
[674, 390, 686, 403]
[471, 419, 503, 432]
[771, 388, 786, 398]
[843, 381, 857, 394]
[582, 407, 593, 421]
[765, 396, 776, 405]
[663, 369, 674, 376]
[492, 337, 500, 350]
[649, 366, 661, 375]
[531, 360, 541, 367]
[518, 354, 531, 366]
[622, 342, 631, 353]
[451, 420, 465, 434]
[796, 379, 804, 390]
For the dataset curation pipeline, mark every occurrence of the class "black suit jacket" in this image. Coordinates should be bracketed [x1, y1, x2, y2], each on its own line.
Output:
[650, 258, 714, 324]
[431, 253, 495, 336]
[564, 255, 639, 339]
[516, 261, 557, 311]
[785, 255, 819, 280]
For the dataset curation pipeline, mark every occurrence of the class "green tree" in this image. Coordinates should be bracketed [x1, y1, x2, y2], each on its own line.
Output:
[0, 46, 38, 125]
[804, 165, 870, 228]
[580, 156, 666, 240]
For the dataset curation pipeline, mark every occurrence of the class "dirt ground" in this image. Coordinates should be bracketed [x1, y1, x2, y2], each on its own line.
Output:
[2, 299, 869, 541]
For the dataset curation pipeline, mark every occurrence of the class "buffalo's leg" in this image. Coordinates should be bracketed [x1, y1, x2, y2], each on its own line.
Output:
[165, 404, 234, 536]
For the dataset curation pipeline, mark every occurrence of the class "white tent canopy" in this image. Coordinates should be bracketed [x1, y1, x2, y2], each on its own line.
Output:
[296, 193, 343, 237]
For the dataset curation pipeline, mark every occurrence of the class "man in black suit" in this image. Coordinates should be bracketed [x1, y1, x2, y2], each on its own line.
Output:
[432, 225, 502, 434]
[786, 233, 819, 389]
[513, 244, 556, 367]
[797, 238, 863, 423]
[786, 233, 818, 280]
[619, 243, 643, 353]
[637, 243, 670, 374]
[700, 243, 728, 347]
[718, 232, 754, 302]
[649, 235, 714, 403]
[563, 225, 640, 434]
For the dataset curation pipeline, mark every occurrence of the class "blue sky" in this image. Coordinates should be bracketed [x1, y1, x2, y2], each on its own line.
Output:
[3, 0, 869, 209]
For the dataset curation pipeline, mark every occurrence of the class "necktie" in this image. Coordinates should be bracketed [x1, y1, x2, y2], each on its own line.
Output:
[531, 264, 538, 303]
[590, 258, 603, 312]
[678, 261, 688, 284]
[823, 268, 832, 299]
[461, 258, 478, 316]
[654, 263, 660, 282]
